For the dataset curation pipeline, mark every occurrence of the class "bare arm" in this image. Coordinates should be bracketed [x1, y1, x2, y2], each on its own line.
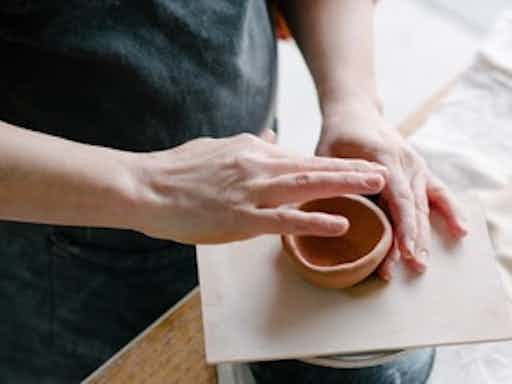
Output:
[279, 0, 378, 114]
[0, 121, 387, 244]
[0, 120, 135, 228]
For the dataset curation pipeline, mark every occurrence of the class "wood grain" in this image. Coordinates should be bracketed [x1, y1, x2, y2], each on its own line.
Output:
[83, 83, 452, 384]
[82, 288, 216, 384]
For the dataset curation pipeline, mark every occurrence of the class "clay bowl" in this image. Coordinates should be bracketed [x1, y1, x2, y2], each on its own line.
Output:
[282, 195, 392, 289]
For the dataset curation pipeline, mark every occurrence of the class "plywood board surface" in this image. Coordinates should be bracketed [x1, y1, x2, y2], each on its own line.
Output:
[197, 199, 512, 364]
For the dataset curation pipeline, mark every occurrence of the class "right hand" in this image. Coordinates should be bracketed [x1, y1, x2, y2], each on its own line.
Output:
[128, 130, 388, 244]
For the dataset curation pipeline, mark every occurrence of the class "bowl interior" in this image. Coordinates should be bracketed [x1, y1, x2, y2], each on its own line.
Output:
[296, 196, 385, 267]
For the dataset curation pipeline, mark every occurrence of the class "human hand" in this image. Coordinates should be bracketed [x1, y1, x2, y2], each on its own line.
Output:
[316, 100, 467, 279]
[128, 130, 387, 244]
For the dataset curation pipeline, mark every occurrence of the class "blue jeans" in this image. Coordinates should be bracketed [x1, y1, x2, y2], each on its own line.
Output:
[249, 349, 435, 384]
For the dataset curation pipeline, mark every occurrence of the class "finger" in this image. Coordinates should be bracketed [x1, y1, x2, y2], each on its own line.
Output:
[259, 128, 277, 144]
[383, 173, 417, 263]
[427, 175, 468, 237]
[252, 172, 385, 207]
[262, 156, 389, 177]
[408, 172, 431, 273]
[377, 237, 400, 281]
[251, 208, 350, 237]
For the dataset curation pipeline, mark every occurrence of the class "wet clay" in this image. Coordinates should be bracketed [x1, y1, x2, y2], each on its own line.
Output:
[297, 197, 384, 267]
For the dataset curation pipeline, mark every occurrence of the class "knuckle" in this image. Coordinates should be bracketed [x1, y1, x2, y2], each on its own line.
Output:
[415, 199, 430, 216]
[343, 173, 368, 189]
[394, 189, 414, 204]
[222, 188, 247, 207]
[340, 172, 356, 182]
[249, 182, 272, 207]
[230, 151, 259, 174]
[274, 210, 291, 228]
[275, 211, 310, 232]
[294, 173, 312, 187]
[355, 174, 373, 187]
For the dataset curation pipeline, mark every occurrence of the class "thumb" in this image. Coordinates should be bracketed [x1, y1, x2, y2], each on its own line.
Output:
[259, 128, 277, 144]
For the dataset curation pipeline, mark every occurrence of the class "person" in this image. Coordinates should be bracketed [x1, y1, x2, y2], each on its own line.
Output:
[0, 1, 466, 382]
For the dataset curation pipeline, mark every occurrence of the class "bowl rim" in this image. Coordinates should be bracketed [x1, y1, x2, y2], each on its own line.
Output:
[282, 194, 392, 273]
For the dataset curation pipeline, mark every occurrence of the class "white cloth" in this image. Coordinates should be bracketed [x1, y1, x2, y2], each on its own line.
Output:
[410, 11, 512, 384]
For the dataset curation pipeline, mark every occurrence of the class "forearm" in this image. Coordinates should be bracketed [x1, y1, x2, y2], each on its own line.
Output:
[0, 120, 389, 243]
[279, 0, 378, 115]
[0, 120, 137, 228]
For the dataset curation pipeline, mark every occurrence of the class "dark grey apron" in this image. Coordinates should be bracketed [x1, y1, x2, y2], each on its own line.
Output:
[0, 1, 434, 382]
[0, 1, 276, 382]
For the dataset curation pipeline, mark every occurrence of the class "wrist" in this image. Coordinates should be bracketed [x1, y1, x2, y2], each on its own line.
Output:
[320, 94, 382, 131]
[117, 149, 181, 236]
[318, 80, 382, 121]
[105, 149, 154, 232]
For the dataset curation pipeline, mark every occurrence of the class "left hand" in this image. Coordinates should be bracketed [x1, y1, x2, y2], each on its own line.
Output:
[316, 100, 467, 280]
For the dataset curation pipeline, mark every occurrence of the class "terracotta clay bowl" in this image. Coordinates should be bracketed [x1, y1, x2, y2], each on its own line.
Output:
[282, 194, 392, 289]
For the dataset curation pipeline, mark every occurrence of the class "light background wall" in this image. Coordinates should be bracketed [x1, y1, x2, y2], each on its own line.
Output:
[277, 0, 508, 154]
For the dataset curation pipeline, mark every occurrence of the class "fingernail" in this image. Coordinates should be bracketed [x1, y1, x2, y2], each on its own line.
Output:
[457, 223, 469, 236]
[404, 240, 415, 259]
[366, 175, 384, 190]
[417, 249, 429, 265]
[416, 262, 427, 273]
[410, 249, 428, 273]
[380, 256, 396, 281]
[380, 265, 392, 281]
[330, 217, 349, 234]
